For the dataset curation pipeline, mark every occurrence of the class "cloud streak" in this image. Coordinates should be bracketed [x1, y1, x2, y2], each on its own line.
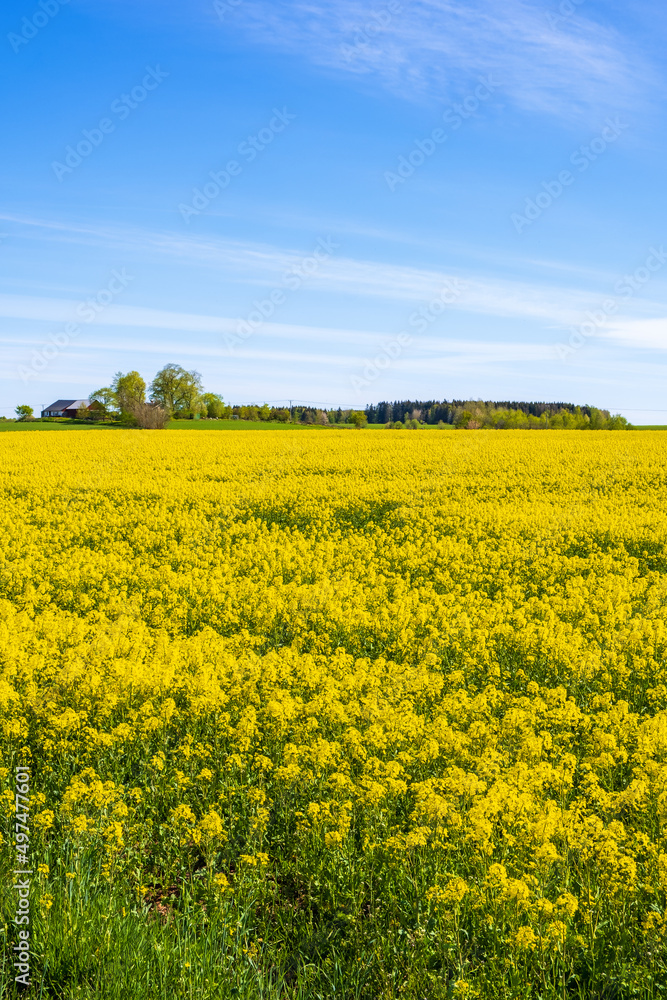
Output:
[1, 230, 667, 338]
[220, 0, 654, 123]
[3, 216, 667, 368]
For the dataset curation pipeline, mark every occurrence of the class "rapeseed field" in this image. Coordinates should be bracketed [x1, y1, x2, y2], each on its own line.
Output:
[1, 429, 666, 998]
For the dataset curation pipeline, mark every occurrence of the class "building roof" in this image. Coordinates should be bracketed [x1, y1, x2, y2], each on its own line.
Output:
[43, 399, 90, 410]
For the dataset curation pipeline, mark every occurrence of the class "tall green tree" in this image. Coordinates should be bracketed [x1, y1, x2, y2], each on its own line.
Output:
[111, 371, 146, 413]
[15, 404, 33, 421]
[149, 364, 203, 414]
[201, 393, 226, 419]
[89, 387, 117, 418]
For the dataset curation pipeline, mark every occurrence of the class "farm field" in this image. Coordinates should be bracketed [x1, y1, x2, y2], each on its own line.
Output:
[1, 429, 667, 998]
[0, 420, 391, 432]
[1, 419, 665, 432]
[0, 420, 344, 432]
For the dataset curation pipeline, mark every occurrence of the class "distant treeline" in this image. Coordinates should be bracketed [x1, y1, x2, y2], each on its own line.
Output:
[21, 364, 628, 430]
[225, 400, 629, 430]
[365, 400, 629, 430]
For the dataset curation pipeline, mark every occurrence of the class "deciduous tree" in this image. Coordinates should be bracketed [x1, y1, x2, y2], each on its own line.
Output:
[150, 364, 203, 414]
[111, 371, 146, 416]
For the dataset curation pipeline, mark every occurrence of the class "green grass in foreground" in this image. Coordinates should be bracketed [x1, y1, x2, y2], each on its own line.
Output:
[0, 420, 102, 431]
[166, 421, 450, 430]
[0, 420, 337, 432]
[3, 419, 663, 433]
[166, 419, 369, 430]
[0, 420, 377, 432]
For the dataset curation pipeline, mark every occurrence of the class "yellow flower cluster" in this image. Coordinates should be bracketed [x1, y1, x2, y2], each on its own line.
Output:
[1, 428, 667, 989]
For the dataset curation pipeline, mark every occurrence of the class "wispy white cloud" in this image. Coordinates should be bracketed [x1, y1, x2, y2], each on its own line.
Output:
[1, 240, 666, 338]
[601, 318, 667, 351]
[0, 276, 617, 333]
[0, 295, 237, 334]
[0, 212, 634, 292]
[0, 326, 555, 367]
[3, 216, 667, 354]
[220, 0, 654, 123]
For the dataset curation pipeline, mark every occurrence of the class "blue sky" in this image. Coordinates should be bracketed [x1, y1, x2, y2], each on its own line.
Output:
[1, 0, 666, 419]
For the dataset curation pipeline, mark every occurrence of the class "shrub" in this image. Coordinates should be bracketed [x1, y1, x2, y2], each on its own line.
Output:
[127, 401, 169, 429]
